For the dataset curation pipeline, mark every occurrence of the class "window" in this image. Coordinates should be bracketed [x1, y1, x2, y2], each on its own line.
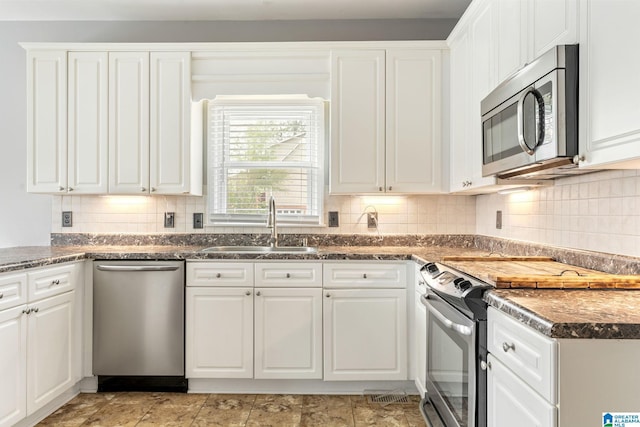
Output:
[207, 96, 325, 226]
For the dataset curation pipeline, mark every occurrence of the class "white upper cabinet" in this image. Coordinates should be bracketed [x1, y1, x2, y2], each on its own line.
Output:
[26, 50, 67, 193]
[495, 0, 527, 84]
[577, 0, 640, 168]
[25, 46, 201, 195]
[330, 50, 386, 194]
[386, 49, 442, 193]
[68, 52, 109, 194]
[330, 47, 444, 194]
[108, 52, 150, 194]
[150, 52, 197, 195]
[529, 0, 578, 59]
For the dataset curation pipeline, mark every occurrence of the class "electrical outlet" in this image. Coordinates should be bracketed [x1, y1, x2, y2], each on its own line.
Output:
[193, 212, 204, 229]
[62, 211, 72, 227]
[496, 210, 502, 229]
[164, 212, 175, 228]
[328, 211, 339, 227]
[367, 212, 378, 229]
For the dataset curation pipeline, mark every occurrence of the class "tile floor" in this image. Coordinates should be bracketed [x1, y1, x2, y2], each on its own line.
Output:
[37, 392, 426, 427]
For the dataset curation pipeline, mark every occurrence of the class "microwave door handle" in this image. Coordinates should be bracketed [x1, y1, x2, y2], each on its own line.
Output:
[421, 294, 473, 336]
[517, 87, 545, 155]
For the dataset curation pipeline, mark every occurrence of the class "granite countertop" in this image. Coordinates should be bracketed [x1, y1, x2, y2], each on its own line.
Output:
[485, 289, 640, 339]
[5, 243, 640, 340]
[0, 244, 488, 273]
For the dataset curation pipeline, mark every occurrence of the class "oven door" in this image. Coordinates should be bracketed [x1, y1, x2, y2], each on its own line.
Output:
[422, 292, 477, 427]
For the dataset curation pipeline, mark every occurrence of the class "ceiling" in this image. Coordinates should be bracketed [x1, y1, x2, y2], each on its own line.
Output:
[0, 0, 471, 21]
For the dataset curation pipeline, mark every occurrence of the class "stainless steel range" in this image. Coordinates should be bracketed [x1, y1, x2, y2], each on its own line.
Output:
[418, 262, 492, 427]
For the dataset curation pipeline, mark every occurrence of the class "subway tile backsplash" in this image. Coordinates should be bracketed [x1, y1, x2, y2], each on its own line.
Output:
[476, 169, 640, 257]
[51, 193, 477, 236]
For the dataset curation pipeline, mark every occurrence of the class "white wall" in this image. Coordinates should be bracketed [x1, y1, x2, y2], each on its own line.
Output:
[476, 169, 640, 258]
[0, 19, 456, 248]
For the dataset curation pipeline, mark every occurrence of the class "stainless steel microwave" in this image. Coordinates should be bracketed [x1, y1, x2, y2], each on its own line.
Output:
[481, 44, 579, 179]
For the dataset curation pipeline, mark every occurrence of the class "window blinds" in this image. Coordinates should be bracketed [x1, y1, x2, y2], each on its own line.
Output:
[207, 96, 324, 225]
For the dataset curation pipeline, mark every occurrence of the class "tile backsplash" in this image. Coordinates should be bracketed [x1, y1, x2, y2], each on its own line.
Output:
[476, 169, 640, 257]
[51, 193, 477, 236]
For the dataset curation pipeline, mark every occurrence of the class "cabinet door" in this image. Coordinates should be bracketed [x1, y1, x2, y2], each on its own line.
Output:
[495, 0, 527, 83]
[330, 50, 385, 194]
[185, 287, 253, 378]
[487, 354, 557, 427]
[26, 291, 75, 415]
[579, 0, 640, 168]
[108, 52, 150, 194]
[530, 0, 578, 60]
[0, 305, 27, 427]
[26, 50, 67, 194]
[150, 52, 193, 195]
[323, 289, 407, 381]
[386, 49, 442, 193]
[68, 52, 109, 194]
[254, 288, 322, 379]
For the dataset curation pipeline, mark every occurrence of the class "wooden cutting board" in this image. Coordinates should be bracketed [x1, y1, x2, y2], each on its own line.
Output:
[441, 256, 640, 289]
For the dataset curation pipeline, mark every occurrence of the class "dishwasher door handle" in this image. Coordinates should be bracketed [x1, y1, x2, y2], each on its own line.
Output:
[95, 265, 181, 272]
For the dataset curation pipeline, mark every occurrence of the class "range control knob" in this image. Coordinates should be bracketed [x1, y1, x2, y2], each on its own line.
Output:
[423, 262, 439, 275]
[456, 279, 473, 292]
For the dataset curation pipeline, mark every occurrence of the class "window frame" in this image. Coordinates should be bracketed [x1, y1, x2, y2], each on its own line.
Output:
[206, 95, 326, 227]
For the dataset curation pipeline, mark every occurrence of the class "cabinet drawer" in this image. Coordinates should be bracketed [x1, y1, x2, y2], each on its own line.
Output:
[187, 262, 254, 287]
[323, 262, 407, 288]
[255, 263, 322, 287]
[488, 307, 557, 403]
[0, 272, 27, 311]
[27, 264, 75, 301]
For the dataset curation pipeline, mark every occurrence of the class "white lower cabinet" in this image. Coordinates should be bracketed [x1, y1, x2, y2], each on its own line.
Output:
[0, 305, 27, 427]
[26, 291, 76, 415]
[254, 288, 322, 379]
[487, 354, 556, 427]
[185, 287, 254, 378]
[0, 262, 81, 427]
[323, 288, 407, 381]
[186, 262, 325, 381]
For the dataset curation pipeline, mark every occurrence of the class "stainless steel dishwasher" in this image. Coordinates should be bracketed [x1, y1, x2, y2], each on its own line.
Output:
[93, 260, 185, 391]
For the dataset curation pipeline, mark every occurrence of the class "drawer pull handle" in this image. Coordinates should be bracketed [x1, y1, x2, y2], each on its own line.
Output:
[502, 342, 515, 353]
[363, 274, 367, 279]
[51, 279, 60, 285]
[245, 291, 251, 296]
[23, 308, 31, 315]
[0, 292, 3, 299]
[32, 307, 39, 313]
[216, 273, 221, 278]
[286, 273, 291, 278]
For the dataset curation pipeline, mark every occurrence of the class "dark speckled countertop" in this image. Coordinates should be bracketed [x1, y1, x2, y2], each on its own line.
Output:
[4, 242, 640, 340]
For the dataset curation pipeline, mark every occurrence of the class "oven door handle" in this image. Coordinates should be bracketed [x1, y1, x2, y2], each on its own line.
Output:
[421, 294, 473, 336]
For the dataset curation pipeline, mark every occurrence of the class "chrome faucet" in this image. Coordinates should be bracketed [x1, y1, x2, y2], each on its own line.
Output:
[267, 195, 278, 247]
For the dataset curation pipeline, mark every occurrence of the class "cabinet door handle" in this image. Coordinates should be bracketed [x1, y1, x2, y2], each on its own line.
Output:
[22, 308, 31, 315]
[388, 186, 392, 191]
[325, 293, 331, 298]
[363, 273, 367, 279]
[286, 273, 291, 278]
[151, 187, 156, 192]
[245, 291, 251, 296]
[378, 187, 383, 192]
[256, 291, 261, 296]
[68, 187, 74, 192]
[58, 186, 65, 192]
[0, 292, 3, 299]
[502, 342, 515, 352]
[215, 273, 221, 278]
[32, 307, 39, 313]
[141, 187, 146, 192]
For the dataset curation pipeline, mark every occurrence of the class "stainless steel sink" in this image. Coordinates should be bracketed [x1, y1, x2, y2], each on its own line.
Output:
[200, 245, 318, 254]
